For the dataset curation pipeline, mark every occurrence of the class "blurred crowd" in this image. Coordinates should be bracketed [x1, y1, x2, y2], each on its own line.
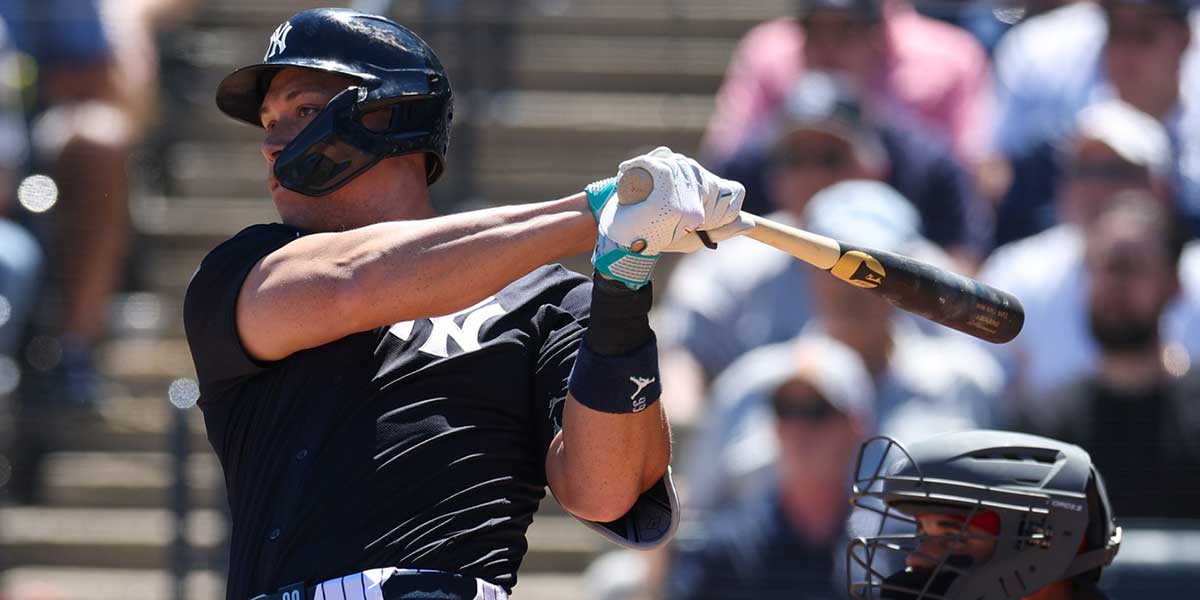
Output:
[0, 0, 1195, 598]
[0, 0, 196, 500]
[598, 0, 1200, 598]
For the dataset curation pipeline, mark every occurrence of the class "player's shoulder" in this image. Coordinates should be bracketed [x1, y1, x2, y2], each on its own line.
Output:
[198, 223, 301, 269]
[185, 223, 301, 315]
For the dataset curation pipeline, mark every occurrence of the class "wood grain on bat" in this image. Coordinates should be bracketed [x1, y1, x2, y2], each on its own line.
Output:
[743, 214, 842, 270]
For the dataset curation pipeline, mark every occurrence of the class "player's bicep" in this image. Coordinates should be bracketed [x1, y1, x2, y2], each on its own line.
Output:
[236, 242, 365, 361]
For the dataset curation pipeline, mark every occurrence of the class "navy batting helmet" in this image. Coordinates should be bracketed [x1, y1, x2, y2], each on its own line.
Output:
[215, 8, 453, 195]
[847, 431, 1121, 600]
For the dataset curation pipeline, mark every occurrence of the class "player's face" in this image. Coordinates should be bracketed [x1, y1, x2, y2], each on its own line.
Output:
[907, 513, 997, 570]
[259, 68, 360, 194]
[257, 68, 423, 231]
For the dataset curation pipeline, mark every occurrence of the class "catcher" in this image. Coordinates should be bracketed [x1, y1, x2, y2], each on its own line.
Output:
[847, 430, 1122, 600]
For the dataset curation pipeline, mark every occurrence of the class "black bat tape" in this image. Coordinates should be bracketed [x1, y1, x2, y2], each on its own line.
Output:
[833, 243, 1025, 344]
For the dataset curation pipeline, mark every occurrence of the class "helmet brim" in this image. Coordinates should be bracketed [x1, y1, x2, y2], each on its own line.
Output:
[215, 62, 364, 127]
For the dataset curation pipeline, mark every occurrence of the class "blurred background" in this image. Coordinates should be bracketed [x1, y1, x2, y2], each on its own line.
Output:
[0, 0, 1198, 599]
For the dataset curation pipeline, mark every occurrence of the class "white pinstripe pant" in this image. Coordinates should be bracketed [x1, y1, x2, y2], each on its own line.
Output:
[310, 568, 508, 600]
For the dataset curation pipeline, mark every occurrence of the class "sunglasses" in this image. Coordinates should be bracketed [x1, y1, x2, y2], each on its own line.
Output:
[1064, 162, 1148, 183]
[772, 394, 841, 422]
[773, 147, 853, 171]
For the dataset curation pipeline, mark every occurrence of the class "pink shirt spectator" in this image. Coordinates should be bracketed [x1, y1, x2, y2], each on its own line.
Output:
[702, 2, 991, 167]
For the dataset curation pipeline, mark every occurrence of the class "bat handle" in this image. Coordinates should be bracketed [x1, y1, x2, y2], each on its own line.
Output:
[616, 166, 654, 205]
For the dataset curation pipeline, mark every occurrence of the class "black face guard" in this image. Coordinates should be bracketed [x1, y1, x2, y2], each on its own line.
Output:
[273, 86, 445, 196]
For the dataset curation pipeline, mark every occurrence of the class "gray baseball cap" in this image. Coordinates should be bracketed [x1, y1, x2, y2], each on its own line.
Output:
[773, 72, 888, 174]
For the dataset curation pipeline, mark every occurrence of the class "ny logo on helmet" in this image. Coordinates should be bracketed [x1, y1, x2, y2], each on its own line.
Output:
[265, 21, 294, 60]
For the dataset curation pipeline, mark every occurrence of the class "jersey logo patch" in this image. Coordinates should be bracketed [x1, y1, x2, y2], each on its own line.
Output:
[388, 297, 507, 358]
[265, 21, 294, 60]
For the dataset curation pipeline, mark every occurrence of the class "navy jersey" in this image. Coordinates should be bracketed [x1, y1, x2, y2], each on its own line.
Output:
[183, 224, 592, 600]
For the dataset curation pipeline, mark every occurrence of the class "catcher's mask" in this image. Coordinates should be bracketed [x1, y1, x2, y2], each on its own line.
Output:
[846, 431, 1121, 600]
[216, 8, 453, 196]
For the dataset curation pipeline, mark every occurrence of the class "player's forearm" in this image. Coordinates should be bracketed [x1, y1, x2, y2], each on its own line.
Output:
[547, 399, 671, 522]
[338, 194, 595, 328]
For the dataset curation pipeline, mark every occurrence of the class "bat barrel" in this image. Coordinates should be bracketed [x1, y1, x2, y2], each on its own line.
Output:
[840, 244, 1025, 344]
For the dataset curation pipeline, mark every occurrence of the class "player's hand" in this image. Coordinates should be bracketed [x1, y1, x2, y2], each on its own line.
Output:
[587, 147, 750, 288]
[654, 150, 753, 252]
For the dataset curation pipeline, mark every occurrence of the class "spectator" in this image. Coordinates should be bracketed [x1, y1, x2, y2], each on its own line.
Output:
[919, 0, 1073, 54]
[978, 99, 1200, 406]
[0, 0, 196, 407]
[675, 181, 1003, 514]
[3, 0, 198, 502]
[717, 71, 988, 259]
[990, 0, 1199, 243]
[1021, 194, 1200, 519]
[665, 335, 872, 600]
[701, 0, 992, 169]
[0, 14, 36, 362]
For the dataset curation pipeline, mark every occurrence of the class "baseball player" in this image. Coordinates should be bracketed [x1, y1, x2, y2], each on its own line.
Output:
[846, 430, 1122, 600]
[183, 8, 749, 600]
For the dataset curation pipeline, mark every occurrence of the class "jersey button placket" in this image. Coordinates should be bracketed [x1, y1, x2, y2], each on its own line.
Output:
[268, 527, 282, 541]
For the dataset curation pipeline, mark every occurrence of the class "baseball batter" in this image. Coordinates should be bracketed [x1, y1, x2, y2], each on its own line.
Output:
[183, 8, 749, 600]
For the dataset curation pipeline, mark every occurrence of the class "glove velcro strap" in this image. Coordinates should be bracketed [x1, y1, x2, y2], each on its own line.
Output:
[585, 177, 618, 222]
[569, 335, 662, 414]
[592, 236, 659, 289]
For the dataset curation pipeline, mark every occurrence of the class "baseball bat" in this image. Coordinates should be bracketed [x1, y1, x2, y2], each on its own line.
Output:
[617, 167, 1024, 344]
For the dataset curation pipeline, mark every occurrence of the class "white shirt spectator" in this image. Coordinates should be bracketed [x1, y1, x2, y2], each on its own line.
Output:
[991, 2, 1200, 215]
[978, 224, 1200, 412]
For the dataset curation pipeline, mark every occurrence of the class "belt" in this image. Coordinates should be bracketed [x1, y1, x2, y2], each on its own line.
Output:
[251, 568, 509, 600]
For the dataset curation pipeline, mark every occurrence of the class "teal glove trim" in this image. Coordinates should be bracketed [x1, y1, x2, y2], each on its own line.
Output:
[585, 177, 618, 222]
[593, 235, 659, 289]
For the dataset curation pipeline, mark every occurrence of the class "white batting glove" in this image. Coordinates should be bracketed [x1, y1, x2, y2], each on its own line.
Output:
[588, 147, 752, 288]
[658, 151, 753, 253]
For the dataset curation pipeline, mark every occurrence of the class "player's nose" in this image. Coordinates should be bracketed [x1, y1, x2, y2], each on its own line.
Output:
[261, 121, 300, 165]
[261, 133, 286, 165]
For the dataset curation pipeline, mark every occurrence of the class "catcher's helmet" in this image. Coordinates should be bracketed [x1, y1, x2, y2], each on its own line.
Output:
[215, 8, 453, 195]
[847, 430, 1121, 600]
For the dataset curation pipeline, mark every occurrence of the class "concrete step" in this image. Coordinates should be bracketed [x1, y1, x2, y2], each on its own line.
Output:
[0, 567, 583, 600]
[20, 395, 209, 453]
[176, 28, 737, 96]
[1, 567, 224, 600]
[40, 451, 222, 510]
[0, 507, 225, 570]
[0, 507, 599, 573]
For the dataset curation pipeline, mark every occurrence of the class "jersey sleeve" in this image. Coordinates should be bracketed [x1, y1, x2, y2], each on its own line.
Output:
[530, 269, 680, 550]
[183, 224, 300, 401]
[531, 272, 591, 457]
